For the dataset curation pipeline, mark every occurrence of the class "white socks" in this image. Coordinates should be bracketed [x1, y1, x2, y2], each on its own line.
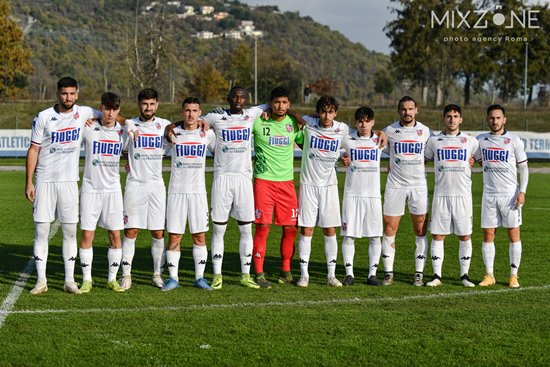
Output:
[165, 249, 180, 281]
[121, 236, 136, 277]
[382, 235, 396, 273]
[107, 248, 122, 282]
[33, 222, 50, 284]
[482, 241, 495, 275]
[368, 237, 382, 277]
[415, 236, 428, 274]
[79, 247, 93, 281]
[430, 239, 444, 277]
[324, 235, 338, 278]
[61, 223, 77, 283]
[298, 235, 312, 278]
[341, 236, 355, 277]
[459, 239, 472, 276]
[509, 241, 522, 276]
[151, 237, 165, 275]
[193, 244, 208, 280]
[211, 223, 227, 275]
[238, 223, 253, 274]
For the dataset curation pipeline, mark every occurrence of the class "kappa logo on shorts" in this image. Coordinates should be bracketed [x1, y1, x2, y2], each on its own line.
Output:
[255, 209, 262, 219]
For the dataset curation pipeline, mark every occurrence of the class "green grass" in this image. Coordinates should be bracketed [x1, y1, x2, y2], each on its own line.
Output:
[0, 171, 549, 366]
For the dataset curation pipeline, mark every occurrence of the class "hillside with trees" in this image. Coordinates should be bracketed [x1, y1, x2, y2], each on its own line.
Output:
[9, 0, 389, 104]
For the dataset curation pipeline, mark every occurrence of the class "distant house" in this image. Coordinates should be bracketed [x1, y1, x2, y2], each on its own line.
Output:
[214, 12, 229, 20]
[183, 5, 195, 14]
[167, 1, 181, 7]
[196, 31, 215, 39]
[224, 30, 242, 40]
[200, 6, 214, 15]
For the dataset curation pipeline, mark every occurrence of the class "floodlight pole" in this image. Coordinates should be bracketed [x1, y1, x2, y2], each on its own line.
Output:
[254, 36, 258, 104]
[523, 42, 529, 110]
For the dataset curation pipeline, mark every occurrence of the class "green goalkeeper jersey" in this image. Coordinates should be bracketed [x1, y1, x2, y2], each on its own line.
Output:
[253, 115, 299, 181]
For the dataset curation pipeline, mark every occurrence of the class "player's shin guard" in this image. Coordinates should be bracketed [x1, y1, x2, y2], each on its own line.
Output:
[482, 242, 495, 275]
[415, 236, 428, 274]
[253, 224, 270, 274]
[324, 235, 338, 278]
[509, 241, 522, 276]
[107, 248, 122, 282]
[382, 235, 396, 273]
[33, 222, 50, 284]
[79, 247, 93, 281]
[151, 237, 165, 275]
[165, 250, 180, 281]
[211, 223, 227, 275]
[459, 239, 472, 276]
[298, 235, 312, 278]
[341, 236, 355, 277]
[430, 239, 444, 277]
[193, 244, 208, 280]
[61, 223, 78, 283]
[238, 223, 253, 274]
[280, 226, 297, 272]
[368, 237, 382, 277]
[121, 236, 136, 276]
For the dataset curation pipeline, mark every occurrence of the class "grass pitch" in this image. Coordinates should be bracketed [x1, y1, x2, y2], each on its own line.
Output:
[0, 171, 549, 366]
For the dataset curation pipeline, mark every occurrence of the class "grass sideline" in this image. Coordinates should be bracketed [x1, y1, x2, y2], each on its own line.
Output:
[0, 171, 549, 366]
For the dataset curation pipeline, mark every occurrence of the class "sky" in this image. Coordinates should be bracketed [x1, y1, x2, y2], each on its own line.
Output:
[239, 0, 394, 54]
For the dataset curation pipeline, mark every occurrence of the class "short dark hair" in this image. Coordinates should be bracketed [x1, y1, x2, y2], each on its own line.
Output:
[229, 86, 247, 97]
[138, 88, 159, 102]
[355, 107, 374, 121]
[182, 96, 201, 107]
[101, 92, 121, 110]
[316, 95, 339, 113]
[270, 87, 289, 101]
[57, 77, 78, 91]
[443, 104, 461, 116]
[398, 95, 416, 110]
[487, 104, 505, 116]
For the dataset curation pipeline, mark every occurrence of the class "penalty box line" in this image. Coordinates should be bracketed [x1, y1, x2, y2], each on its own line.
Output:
[3, 284, 550, 317]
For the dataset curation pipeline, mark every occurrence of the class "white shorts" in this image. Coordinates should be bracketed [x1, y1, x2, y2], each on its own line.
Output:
[429, 196, 472, 236]
[123, 183, 166, 230]
[33, 182, 79, 223]
[80, 191, 124, 231]
[481, 193, 522, 229]
[383, 186, 429, 216]
[341, 196, 383, 238]
[210, 175, 254, 223]
[166, 193, 209, 234]
[298, 184, 341, 228]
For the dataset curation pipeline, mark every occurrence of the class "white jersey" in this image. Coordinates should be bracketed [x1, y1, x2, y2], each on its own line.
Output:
[81, 121, 124, 193]
[383, 121, 431, 189]
[475, 131, 527, 196]
[124, 117, 171, 185]
[168, 126, 215, 194]
[30, 104, 98, 183]
[341, 130, 382, 198]
[425, 131, 479, 197]
[299, 116, 349, 187]
[202, 105, 267, 179]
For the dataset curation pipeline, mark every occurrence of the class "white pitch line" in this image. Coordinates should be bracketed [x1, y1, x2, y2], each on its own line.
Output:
[0, 260, 34, 328]
[2, 284, 549, 317]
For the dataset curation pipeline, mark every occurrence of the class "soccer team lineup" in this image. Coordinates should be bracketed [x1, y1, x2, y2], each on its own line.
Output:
[24, 76, 528, 295]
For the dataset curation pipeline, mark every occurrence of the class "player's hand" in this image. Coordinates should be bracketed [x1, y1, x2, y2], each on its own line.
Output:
[514, 192, 525, 209]
[25, 183, 35, 202]
[261, 109, 271, 121]
[287, 110, 306, 129]
[125, 162, 131, 173]
[197, 119, 210, 132]
[165, 123, 177, 143]
[469, 155, 475, 167]
[85, 118, 98, 127]
[376, 131, 388, 148]
[341, 153, 351, 167]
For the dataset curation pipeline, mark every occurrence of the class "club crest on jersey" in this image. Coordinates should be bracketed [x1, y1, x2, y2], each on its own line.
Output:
[461, 137, 467, 144]
[482, 147, 509, 162]
[134, 133, 163, 149]
[221, 127, 250, 142]
[200, 131, 206, 138]
[310, 135, 339, 152]
[350, 147, 379, 162]
[51, 127, 81, 144]
[394, 140, 423, 155]
[269, 136, 290, 146]
[436, 146, 467, 162]
[416, 130, 423, 136]
[93, 139, 123, 156]
[504, 138, 510, 144]
[155, 122, 162, 130]
[285, 124, 293, 133]
[73, 112, 80, 120]
[175, 142, 206, 158]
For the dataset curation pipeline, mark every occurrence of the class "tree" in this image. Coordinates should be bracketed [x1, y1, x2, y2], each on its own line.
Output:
[188, 60, 228, 103]
[0, 0, 33, 99]
[374, 67, 394, 105]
